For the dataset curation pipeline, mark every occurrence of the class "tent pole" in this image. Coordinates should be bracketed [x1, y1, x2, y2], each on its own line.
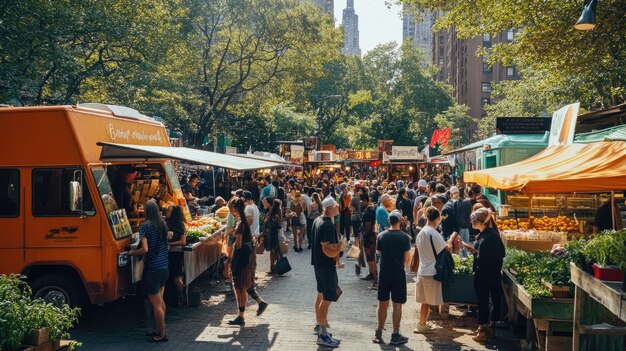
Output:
[528, 195, 533, 223]
[212, 168, 216, 198]
[611, 191, 615, 230]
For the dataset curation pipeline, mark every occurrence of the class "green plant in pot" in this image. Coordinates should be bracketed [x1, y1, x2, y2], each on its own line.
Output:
[0, 274, 80, 350]
[583, 230, 626, 282]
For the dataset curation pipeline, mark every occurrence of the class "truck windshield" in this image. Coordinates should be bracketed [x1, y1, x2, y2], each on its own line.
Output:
[91, 166, 132, 239]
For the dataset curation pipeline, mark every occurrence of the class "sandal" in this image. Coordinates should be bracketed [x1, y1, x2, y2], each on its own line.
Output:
[150, 335, 168, 342]
[145, 330, 159, 337]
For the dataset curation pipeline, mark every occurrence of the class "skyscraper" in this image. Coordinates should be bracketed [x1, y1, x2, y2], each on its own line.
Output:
[432, 11, 520, 120]
[341, 0, 361, 56]
[309, 0, 334, 15]
[402, 5, 433, 62]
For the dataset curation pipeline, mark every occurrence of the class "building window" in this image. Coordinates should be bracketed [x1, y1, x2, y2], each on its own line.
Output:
[439, 58, 444, 65]
[483, 33, 491, 42]
[481, 98, 491, 107]
[506, 66, 515, 76]
[481, 82, 492, 93]
[0, 169, 19, 217]
[32, 168, 95, 216]
[483, 62, 492, 72]
[507, 29, 515, 42]
[439, 47, 444, 56]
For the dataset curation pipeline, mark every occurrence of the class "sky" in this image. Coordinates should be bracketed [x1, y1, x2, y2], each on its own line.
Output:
[333, 0, 403, 54]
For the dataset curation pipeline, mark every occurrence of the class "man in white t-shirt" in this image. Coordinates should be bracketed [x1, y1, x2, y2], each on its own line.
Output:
[414, 206, 457, 333]
[243, 190, 260, 238]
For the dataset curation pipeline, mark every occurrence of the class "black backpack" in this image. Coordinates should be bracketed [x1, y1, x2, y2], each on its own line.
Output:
[429, 234, 455, 287]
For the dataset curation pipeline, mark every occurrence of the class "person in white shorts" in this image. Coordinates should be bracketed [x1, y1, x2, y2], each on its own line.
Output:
[414, 206, 458, 333]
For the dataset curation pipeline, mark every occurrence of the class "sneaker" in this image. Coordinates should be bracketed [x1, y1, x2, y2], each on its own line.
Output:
[256, 301, 268, 316]
[313, 324, 333, 336]
[355, 264, 361, 276]
[369, 283, 378, 290]
[390, 333, 409, 345]
[413, 324, 433, 333]
[317, 333, 340, 348]
[372, 329, 384, 344]
[228, 316, 245, 326]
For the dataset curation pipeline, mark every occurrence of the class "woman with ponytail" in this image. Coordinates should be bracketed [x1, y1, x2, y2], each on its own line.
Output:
[229, 198, 268, 325]
[463, 207, 505, 343]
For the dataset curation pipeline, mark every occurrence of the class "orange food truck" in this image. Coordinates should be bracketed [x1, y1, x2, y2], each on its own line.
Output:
[0, 103, 281, 308]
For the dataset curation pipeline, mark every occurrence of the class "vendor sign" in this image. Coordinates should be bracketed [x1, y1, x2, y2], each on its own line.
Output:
[549, 103, 580, 146]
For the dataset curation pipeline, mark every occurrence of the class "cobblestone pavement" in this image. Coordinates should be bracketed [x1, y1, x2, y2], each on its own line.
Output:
[73, 236, 522, 351]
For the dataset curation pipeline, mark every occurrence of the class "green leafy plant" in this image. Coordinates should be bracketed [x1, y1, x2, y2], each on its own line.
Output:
[0, 274, 81, 350]
[583, 230, 626, 268]
[186, 229, 205, 242]
[452, 254, 474, 275]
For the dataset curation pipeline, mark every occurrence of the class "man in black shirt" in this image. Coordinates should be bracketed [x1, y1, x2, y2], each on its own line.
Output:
[311, 196, 342, 348]
[440, 187, 460, 241]
[396, 188, 414, 240]
[373, 210, 411, 345]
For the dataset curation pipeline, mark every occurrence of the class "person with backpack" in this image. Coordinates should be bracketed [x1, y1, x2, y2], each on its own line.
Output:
[413, 206, 459, 334]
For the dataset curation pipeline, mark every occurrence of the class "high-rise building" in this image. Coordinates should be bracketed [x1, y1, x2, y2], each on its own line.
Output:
[310, 0, 334, 15]
[402, 5, 433, 62]
[433, 11, 520, 120]
[341, 0, 361, 56]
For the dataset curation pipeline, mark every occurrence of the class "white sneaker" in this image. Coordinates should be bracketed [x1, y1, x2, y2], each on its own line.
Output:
[414, 324, 434, 333]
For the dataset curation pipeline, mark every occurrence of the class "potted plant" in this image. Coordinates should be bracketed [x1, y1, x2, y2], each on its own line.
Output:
[0, 274, 81, 351]
[583, 230, 626, 282]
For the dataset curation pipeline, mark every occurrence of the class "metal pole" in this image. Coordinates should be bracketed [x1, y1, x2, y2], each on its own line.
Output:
[611, 191, 615, 230]
[528, 195, 533, 224]
[212, 168, 216, 198]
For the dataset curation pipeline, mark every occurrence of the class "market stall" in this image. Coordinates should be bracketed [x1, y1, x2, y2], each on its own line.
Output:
[464, 140, 626, 350]
[99, 142, 283, 288]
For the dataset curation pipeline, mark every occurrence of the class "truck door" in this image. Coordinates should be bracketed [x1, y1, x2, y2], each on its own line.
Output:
[0, 168, 24, 274]
[25, 167, 102, 306]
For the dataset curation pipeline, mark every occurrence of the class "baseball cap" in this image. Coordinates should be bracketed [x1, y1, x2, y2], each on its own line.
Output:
[449, 186, 460, 195]
[388, 210, 403, 221]
[397, 180, 404, 188]
[339, 183, 348, 190]
[322, 196, 338, 209]
[242, 190, 253, 200]
[431, 193, 447, 203]
[418, 180, 428, 188]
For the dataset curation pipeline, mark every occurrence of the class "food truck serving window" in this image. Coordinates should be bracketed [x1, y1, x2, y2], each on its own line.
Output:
[91, 166, 132, 239]
[32, 168, 95, 216]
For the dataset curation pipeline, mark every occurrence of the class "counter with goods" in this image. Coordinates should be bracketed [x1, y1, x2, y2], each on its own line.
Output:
[501, 230, 626, 350]
[176, 216, 225, 285]
[442, 255, 477, 305]
[497, 212, 585, 252]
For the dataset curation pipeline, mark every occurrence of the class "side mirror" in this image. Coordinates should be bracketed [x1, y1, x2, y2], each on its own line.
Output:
[69, 180, 82, 212]
[70, 169, 84, 214]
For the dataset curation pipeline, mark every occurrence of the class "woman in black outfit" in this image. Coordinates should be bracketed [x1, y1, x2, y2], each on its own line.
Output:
[463, 207, 505, 343]
[261, 197, 282, 274]
[166, 205, 187, 306]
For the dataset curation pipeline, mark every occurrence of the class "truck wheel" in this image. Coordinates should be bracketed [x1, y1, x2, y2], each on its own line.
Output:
[31, 274, 83, 308]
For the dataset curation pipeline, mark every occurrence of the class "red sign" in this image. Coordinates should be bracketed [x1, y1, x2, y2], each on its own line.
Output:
[430, 128, 451, 148]
[370, 160, 382, 167]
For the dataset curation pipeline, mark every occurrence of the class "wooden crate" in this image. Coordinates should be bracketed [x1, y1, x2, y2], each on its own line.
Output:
[505, 239, 555, 252]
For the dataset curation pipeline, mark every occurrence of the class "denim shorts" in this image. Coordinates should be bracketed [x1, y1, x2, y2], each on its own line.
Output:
[143, 269, 169, 295]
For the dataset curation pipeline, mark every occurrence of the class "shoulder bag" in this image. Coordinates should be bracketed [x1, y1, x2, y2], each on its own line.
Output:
[429, 233, 455, 286]
[409, 244, 420, 273]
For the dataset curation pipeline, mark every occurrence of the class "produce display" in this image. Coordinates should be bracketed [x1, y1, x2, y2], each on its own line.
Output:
[452, 254, 474, 275]
[502, 230, 625, 297]
[496, 215, 579, 232]
[186, 217, 224, 243]
[503, 246, 577, 298]
[215, 206, 230, 219]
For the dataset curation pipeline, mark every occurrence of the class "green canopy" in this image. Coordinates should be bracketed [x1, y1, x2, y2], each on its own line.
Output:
[574, 125, 626, 143]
